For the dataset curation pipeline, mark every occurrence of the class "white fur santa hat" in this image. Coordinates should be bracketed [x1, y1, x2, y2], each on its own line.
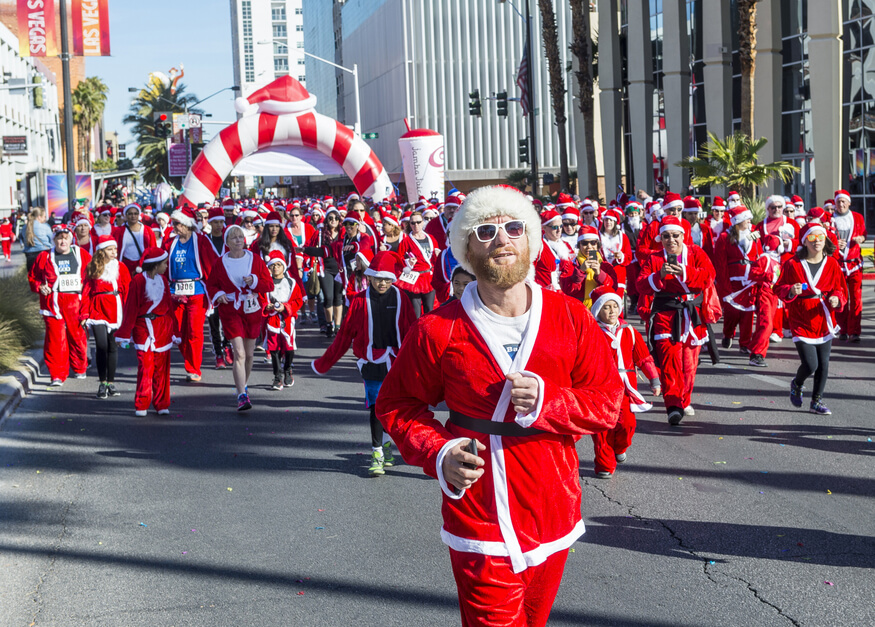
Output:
[449, 185, 542, 275]
[235, 75, 317, 116]
[171, 205, 198, 229]
[589, 285, 623, 320]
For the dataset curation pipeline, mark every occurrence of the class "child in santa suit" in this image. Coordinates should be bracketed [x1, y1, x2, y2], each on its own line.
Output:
[28, 224, 91, 386]
[746, 235, 784, 367]
[589, 286, 661, 478]
[311, 251, 416, 477]
[0, 216, 13, 261]
[115, 247, 174, 417]
[80, 235, 131, 399]
[263, 252, 304, 391]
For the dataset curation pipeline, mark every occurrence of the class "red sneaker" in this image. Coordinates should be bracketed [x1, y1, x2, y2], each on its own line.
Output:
[216, 356, 227, 369]
[224, 346, 234, 364]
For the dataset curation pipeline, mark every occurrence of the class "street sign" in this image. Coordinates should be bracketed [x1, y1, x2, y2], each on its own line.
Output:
[168, 142, 191, 177]
[362, 132, 379, 139]
[8, 78, 26, 96]
[3, 135, 28, 155]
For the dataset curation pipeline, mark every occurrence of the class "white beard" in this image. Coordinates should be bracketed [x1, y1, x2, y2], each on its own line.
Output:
[144, 274, 165, 304]
[100, 259, 119, 283]
[627, 216, 641, 231]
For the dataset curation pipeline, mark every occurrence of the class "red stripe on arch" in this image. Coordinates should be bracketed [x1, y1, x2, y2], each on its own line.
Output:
[220, 124, 243, 164]
[332, 123, 354, 165]
[352, 156, 381, 194]
[191, 156, 224, 195]
[297, 112, 318, 147]
[258, 114, 279, 149]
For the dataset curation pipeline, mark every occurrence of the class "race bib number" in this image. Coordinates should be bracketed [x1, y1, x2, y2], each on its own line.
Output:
[398, 269, 420, 285]
[551, 269, 561, 291]
[174, 280, 196, 296]
[242, 294, 260, 314]
[57, 274, 82, 293]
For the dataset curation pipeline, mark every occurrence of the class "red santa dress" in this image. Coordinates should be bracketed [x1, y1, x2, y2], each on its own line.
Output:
[0, 220, 14, 260]
[775, 256, 848, 344]
[80, 259, 132, 330]
[715, 234, 763, 351]
[206, 250, 274, 339]
[264, 274, 305, 353]
[112, 223, 157, 274]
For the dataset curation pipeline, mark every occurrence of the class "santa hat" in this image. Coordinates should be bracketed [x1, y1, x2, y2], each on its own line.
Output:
[97, 204, 113, 216]
[601, 208, 623, 224]
[658, 215, 685, 235]
[223, 224, 246, 245]
[221, 197, 236, 209]
[355, 246, 374, 270]
[624, 201, 643, 214]
[789, 194, 803, 206]
[142, 205, 154, 214]
[449, 185, 542, 275]
[806, 206, 831, 225]
[264, 211, 283, 226]
[711, 196, 726, 209]
[727, 191, 741, 202]
[822, 198, 835, 210]
[123, 203, 141, 215]
[346, 192, 361, 204]
[155, 211, 170, 224]
[238, 208, 258, 222]
[728, 205, 753, 226]
[682, 196, 702, 212]
[400, 211, 412, 223]
[324, 207, 341, 221]
[577, 225, 600, 243]
[761, 234, 783, 255]
[342, 215, 361, 225]
[589, 285, 624, 319]
[266, 250, 288, 269]
[381, 212, 400, 228]
[555, 193, 576, 210]
[561, 210, 579, 222]
[139, 246, 168, 273]
[423, 207, 439, 219]
[208, 207, 226, 223]
[95, 234, 117, 251]
[580, 202, 597, 213]
[799, 223, 827, 247]
[540, 210, 562, 226]
[764, 195, 786, 211]
[364, 251, 404, 281]
[70, 211, 91, 228]
[663, 191, 684, 211]
[444, 192, 465, 209]
[171, 205, 198, 228]
[235, 75, 317, 116]
[834, 189, 851, 204]
[52, 224, 72, 237]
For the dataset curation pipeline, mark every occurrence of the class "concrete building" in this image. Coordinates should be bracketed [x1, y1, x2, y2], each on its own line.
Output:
[0, 19, 64, 219]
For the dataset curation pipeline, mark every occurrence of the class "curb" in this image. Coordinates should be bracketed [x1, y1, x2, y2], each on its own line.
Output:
[0, 346, 44, 430]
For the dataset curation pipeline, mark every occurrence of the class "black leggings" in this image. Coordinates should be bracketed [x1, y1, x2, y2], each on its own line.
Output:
[405, 289, 435, 318]
[369, 405, 384, 449]
[208, 312, 231, 355]
[91, 325, 117, 383]
[320, 273, 344, 308]
[270, 350, 294, 375]
[794, 340, 831, 399]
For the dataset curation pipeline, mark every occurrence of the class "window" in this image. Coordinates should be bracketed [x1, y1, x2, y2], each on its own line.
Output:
[245, 71, 255, 82]
[273, 41, 288, 55]
[244, 41, 253, 54]
[298, 75, 306, 82]
[296, 24, 303, 32]
[271, 7, 286, 21]
[295, 8, 303, 15]
[297, 57, 305, 65]
[273, 24, 287, 38]
[275, 57, 289, 72]
[297, 41, 304, 49]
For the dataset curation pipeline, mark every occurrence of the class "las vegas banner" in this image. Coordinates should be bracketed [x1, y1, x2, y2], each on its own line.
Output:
[16, 0, 110, 58]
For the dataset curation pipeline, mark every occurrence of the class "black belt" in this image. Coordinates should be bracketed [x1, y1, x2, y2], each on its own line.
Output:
[138, 312, 163, 320]
[448, 409, 547, 437]
[797, 294, 822, 300]
[729, 260, 751, 265]
[651, 293, 704, 343]
[93, 290, 119, 296]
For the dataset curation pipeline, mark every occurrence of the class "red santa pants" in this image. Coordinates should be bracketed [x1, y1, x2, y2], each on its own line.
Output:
[749, 286, 779, 357]
[1, 240, 11, 259]
[653, 340, 700, 410]
[722, 306, 753, 349]
[449, 548, 568, 627]
[172, 294, 207, 376]
[837, 271, 863, 336]
[592, 398, 635, 473]
[43, 298, 88, 381]
[135, 349, 170, 411]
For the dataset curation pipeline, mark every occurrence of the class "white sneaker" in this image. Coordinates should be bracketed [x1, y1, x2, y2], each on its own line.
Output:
[683, 405, 695, 416]
[49, 379, 64, 387]
[73, 372, 87, 379]
[157, 409, 169, 415]
[769, 333, 782, 343]
[134, 410, 147, 417]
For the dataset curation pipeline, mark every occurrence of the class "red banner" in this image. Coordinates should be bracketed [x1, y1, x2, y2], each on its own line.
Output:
[72, 0, 110, 56]
[17, 0, 58, 57]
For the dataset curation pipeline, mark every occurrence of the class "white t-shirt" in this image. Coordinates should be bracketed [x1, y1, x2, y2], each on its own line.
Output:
[224, 251, 252, 290]
[471, 286, 530, 362]
[121, 227, 144, 261]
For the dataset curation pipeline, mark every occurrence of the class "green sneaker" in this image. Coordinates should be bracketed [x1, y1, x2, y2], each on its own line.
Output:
[382, 442, 395, 467]
[368, 451, 385, 476]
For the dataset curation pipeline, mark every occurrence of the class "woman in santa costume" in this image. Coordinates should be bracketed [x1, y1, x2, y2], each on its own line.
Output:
[91, 205, 114, 238]
[28, 224, 91, 386]
[537, 209, 575, 292]
[312, 251, 415, 477]
[376, 186, 623, 626]
[163, 205, 219, 382]
[81, 235, 131, 398]
[636, 216, 716, 425]
[263, 252, 304, 390]
[72, 212, 96, 255]
[559, 225, 618, 307]
[681, 197, 715, 260]
[206, 224, 273, 411]
[746, 235, 784, 367]
[396, 210, 438, 317]
[831, 189, 867, 342]
[113, 203, 157, 275]
[755, 195, 800, 342]
[424, 192, 464, 251]
[589, 286, 661, 478]
[599, 208, 632, 297]
[775, 223, 848, 415]
[302, 208, 345, 337]
[0, 216, 13, 261]
[116, 247, 174, 417]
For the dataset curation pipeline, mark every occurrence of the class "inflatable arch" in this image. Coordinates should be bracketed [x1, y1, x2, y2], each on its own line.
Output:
[180, 76, 395, 207]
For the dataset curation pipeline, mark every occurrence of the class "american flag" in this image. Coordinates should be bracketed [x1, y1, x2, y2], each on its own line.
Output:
[516, 30, 530, 116]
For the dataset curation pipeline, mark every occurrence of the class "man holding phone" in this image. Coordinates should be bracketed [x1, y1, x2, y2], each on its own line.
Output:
[377, 185, 623, 626]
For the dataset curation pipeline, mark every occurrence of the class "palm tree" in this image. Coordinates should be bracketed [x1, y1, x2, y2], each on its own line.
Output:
[124, 77, 200, 185]
[71, 77, 109, 172]
[569, 0, 598, 197]
[506, 169, 531, 192]
[676, 132, 799, 199]
[538, 0, 570, 191]
[738, 0, 758, 137]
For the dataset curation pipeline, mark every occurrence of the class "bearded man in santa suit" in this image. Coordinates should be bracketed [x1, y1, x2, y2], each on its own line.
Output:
[832, 189, 867, 341]
[377, 185, 624, 627]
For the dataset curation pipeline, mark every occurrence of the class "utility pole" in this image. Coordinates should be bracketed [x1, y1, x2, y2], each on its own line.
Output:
[58, 0, 77, 212]
[526, 0, 539, 197]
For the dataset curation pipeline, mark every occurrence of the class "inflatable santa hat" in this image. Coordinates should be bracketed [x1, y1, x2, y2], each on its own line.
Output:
[235, 75, 317, 116]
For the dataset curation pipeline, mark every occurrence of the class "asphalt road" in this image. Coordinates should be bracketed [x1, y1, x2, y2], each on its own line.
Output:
[1, 288, 873, 626]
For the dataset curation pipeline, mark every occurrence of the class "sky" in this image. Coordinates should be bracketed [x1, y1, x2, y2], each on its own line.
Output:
[87, 0, 239, 151]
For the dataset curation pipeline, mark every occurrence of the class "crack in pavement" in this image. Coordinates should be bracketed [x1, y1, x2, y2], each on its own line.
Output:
[582, 479, 801, 625]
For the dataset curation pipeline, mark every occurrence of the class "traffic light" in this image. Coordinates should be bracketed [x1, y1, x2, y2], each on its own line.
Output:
[32, 74, 43, 108]
[468, 89, 481, 117]
[153, 112, 172, 138]
[518, 138, 529, 163]
[496, 91, 508, 117]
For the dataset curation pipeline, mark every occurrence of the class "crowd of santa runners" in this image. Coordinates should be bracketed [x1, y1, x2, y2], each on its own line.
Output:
[18, 184, 864, 477]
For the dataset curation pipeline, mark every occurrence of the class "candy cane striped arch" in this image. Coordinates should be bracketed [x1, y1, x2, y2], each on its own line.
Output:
[179, 111, 396, 207]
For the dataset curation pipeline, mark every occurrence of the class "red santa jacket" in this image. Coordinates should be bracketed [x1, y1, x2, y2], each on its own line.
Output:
[598, 322, 660, 412]
[757, 216, 799, 258]
[164, 231, 218, 288]
[376, 283, 623, 573]
[397, 232, 440, 294]
[534, 242, 575, 291]
[560, 256, 618, 304]
[775, 256, 848, 344]
[115, 272, 175, 352]
[424, 214, 451, 251]
[688, 221, 715, 259]
[112, 224, 157, 268]
[636, 244, 716, 347]
[706, 215, 731, 239]
[264, 275, 305, 349]
[715, 234, 764, 311]
[831, 210, 867, 275]
[0, 222, 15, 242]
[431, 248, 455, 303]
[312, 284, 415, 375]
[29, 245, 92, 319]
[205, 250, 274, 317]
[80, 260, 132, 330]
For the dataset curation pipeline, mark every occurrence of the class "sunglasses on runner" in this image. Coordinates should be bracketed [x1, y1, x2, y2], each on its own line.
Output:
[805, 233, 826, 242]
[472, 220, 526, 242]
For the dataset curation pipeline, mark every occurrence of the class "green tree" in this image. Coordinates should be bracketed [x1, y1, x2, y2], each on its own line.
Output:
[676, 132, 799, 199]
[505, 169, 531, 192]
[738, 0, 758, 137]
[538, 0, 570, 192]
[124, 77, 200, 185]
[91, 158, 117, 172]
[71, 77, 109, 172]
[569, 0, 598, 197]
